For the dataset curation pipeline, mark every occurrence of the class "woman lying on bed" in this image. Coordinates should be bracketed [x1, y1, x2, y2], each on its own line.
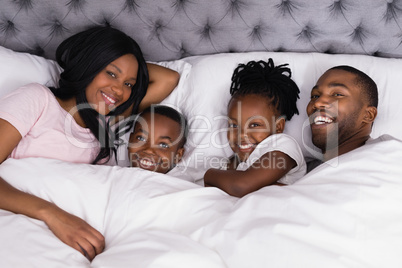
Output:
[0, 26, 179, 260]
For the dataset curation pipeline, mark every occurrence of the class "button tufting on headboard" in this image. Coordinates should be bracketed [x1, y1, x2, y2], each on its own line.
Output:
[14, 0, 34, 10]
[297, 26, 315, 44]
[1, 0, 402, 61]
[1, 20, 16, 36]
[49, 20, 66, 37]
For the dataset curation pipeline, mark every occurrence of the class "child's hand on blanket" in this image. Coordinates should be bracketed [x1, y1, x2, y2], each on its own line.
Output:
[43, 204, 105, 261]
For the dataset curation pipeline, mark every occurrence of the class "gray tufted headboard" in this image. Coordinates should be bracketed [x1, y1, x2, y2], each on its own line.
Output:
[1, 0, 402, 62]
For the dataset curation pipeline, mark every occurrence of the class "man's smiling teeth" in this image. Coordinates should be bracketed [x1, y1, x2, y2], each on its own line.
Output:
[314, 115, 333, 125]
[238, 144, 253, 149]
[102, 92, 116, 104]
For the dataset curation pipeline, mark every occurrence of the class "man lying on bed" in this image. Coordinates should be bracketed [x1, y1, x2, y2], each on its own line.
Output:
[306, 65, 391, 171]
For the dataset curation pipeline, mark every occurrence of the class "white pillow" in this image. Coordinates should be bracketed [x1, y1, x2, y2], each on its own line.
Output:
[172, 51, 402, 181]
[0, 46, 62, 98]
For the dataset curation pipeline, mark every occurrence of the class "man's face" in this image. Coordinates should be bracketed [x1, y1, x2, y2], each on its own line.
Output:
[128, 112, 184, 174]
[306, 69, 368, 153]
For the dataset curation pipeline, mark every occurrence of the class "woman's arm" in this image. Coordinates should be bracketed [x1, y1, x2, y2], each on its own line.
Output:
[138, 63, 180, 112]
[115, 63, 179, 122]
[0, 119, 104, 260]
[204, 151, 296, 198]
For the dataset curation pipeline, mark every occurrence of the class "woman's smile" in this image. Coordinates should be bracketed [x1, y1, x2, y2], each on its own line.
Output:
[101, 91, 118, 106]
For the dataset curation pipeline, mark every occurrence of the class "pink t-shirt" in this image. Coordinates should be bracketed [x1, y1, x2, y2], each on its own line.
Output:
[0, 83, 100, 163]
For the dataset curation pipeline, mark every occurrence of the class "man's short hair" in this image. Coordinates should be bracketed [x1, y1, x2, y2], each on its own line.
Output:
[329, 65, 378, 108]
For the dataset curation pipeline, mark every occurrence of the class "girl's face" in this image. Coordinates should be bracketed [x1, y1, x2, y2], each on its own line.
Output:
[227, 94, 280, 162]
[85, 54, 138, 115]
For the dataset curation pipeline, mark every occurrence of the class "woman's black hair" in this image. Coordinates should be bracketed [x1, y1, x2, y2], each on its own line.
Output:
[229, 58, 300, 120]
[50, 26, 149, 164]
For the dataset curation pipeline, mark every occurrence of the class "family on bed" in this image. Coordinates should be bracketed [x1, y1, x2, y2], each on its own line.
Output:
[0, 26, 391, 260]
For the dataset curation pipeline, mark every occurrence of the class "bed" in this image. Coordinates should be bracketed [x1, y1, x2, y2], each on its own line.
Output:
[1, 0, 402, 267]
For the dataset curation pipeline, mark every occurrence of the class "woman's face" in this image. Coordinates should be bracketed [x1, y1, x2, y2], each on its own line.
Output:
[85, 54, 139, 115]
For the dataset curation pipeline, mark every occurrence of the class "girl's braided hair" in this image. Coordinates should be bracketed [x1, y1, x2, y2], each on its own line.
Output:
[230, 58, 300, 120]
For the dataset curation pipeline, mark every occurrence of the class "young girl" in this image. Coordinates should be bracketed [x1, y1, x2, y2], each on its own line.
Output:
[0, 26, 179, 260]
[204, 58, 306, 197]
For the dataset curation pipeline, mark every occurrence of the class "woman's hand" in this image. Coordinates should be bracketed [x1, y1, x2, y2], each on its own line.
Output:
[43, 205, 105, 261]
[109, 63, 180, 125]
[0, 176, 105, 261]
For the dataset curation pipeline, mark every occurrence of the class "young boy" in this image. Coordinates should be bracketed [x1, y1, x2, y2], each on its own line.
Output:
[128, 105, 187, 174]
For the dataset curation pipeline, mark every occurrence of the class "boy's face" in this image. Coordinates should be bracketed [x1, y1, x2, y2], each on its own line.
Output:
[227, 94, 281, 162]
[306, 69, 368, 152]
[128, 112, 184, 173]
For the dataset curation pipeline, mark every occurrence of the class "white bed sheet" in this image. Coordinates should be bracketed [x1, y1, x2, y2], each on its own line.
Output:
[1, 135, 402, 268]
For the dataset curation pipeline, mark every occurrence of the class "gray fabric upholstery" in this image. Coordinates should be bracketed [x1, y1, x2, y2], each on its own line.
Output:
[1, 0, 402, 61]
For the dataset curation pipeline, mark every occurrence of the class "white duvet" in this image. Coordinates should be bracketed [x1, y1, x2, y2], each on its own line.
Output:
[1, 135, 402, 268]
